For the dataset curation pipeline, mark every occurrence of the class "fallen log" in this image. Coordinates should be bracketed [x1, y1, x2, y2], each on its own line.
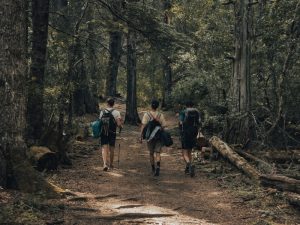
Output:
[234, 149, 273, 174]
[260, 175, 300, 194]
[285, 192, 300, 208]
[264, 150, 300, 164]
[209, 136, 261, 180]
[27, 146, 58, 171]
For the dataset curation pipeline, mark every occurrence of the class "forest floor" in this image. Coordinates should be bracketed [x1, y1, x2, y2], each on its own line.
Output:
[1, 103, 300, 225]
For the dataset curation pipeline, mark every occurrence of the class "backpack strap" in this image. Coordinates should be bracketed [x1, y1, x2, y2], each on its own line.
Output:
[106, 108, 116, 124]
[147, 111, 161, 122]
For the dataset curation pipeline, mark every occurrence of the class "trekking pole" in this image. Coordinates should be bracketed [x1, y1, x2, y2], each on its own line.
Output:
[117, 126, 122, 168]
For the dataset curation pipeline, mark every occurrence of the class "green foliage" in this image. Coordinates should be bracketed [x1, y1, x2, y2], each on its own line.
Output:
[171, 77, 209, 104]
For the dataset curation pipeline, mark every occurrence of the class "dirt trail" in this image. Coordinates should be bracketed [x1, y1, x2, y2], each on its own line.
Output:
[52, 106, 260, 225]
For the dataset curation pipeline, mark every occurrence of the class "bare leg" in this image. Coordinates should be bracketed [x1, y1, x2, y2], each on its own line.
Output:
[182, 149, 191, 163]
[102, 145, 109, 169]
[188, 150, 193, 163]
[109, 146, 115, 167]
[155, 152, 161, 163]
[154, 152, 161, 176]
[149, 153, 155, 165]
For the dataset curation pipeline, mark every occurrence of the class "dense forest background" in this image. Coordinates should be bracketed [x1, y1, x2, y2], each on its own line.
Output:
[44, 0, 300, 146]
[0, 0, 299, 191]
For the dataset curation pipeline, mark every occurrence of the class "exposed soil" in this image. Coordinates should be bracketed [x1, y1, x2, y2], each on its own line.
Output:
[1, 104, 299, 225]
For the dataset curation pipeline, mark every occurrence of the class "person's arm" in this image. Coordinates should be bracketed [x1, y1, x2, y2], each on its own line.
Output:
[160, 114, 167, 129]
[140, 113, 148, 142]
[140, 124, 145, 139]
[115, 111, 123, 127]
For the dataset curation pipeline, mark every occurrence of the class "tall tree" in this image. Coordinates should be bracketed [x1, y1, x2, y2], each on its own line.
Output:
[162, 0, 173, 108]
[231, 0, 251, 113]
[105, 1, 123, 98]
[26, 0, 50, 142]
[225, 0, 253, 144]
[68, 1, 96, 117]
[125, 28, 140, 124]
[106, 30, 123, 97]
[0, 0, 28, 187]
[0, 0, 57, 194]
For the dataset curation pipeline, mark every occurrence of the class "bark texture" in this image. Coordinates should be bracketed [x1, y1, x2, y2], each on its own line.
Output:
[106, 31, 122, 97]
[0, 0, 28, 187]
[125, 28, 140, 125]
[0, 1, 59, 196]
[27, 0, 50, 141]
[226, 0, 252, 144]
[162, 0, 172, 108]
[260, 175, 300, 194]
[209, 136, 261, 180]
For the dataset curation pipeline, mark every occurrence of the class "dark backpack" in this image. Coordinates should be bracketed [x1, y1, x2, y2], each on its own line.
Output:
[160, 130, 173, 147]
[100, 109, 116, 136]
[142, 112, 162, 140]
[182, 109, 200, 137]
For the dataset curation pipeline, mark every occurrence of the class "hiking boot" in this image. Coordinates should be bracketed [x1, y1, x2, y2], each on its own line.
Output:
[103, 166, 108, 171]
[189, 165, 195, 177]
[154, 167, 160, 176]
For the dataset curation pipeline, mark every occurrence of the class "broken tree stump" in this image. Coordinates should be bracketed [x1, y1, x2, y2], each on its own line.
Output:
[27, 146, 58, 171]
[209, 136, 261, 180]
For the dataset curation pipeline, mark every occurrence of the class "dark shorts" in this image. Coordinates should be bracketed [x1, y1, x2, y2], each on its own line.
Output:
[181, 127, 198, 149]
[100, 133, 117, 147]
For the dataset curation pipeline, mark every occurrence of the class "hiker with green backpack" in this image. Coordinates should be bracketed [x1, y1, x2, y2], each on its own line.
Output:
[99, 98, 122, 171]
[140, 100, 167, 176]
[179, 101, 201, 177]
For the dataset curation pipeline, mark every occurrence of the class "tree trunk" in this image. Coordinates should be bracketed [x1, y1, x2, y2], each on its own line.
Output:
[227, 0, 252, 144]
[232, 0, 251, 113]
[69, 2, 97, 116]
[86, 4, 101, 102]
[125, 28, 140, 125]
[162, 0, 172, 108]
[209, 136, 261, 180]
[26, 0, 50, 142]
[234, 149, 273, 174]
[162, 60, 172, 108]
[106, 31, 122, 97]
[0, 0, 58, 196]
[260, 175, 300, 194]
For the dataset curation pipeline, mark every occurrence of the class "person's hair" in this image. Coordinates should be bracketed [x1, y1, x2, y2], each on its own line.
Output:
[186, 101, 194, 107]
[151, 99, 159, 110]
[107, 98, 115, 107]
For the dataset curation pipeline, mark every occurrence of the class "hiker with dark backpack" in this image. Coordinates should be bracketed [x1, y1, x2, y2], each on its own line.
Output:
[99, 98, 122, 171]
[140, 100, 167, 176]
[179, 101, 201, 177]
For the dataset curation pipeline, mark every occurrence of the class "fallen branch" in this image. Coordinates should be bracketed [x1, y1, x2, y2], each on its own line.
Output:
[260, 175, 300, 194]
[210, 136, 300, 196]
[234, 149, 273, 174]
[209, 136, 261, 180]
